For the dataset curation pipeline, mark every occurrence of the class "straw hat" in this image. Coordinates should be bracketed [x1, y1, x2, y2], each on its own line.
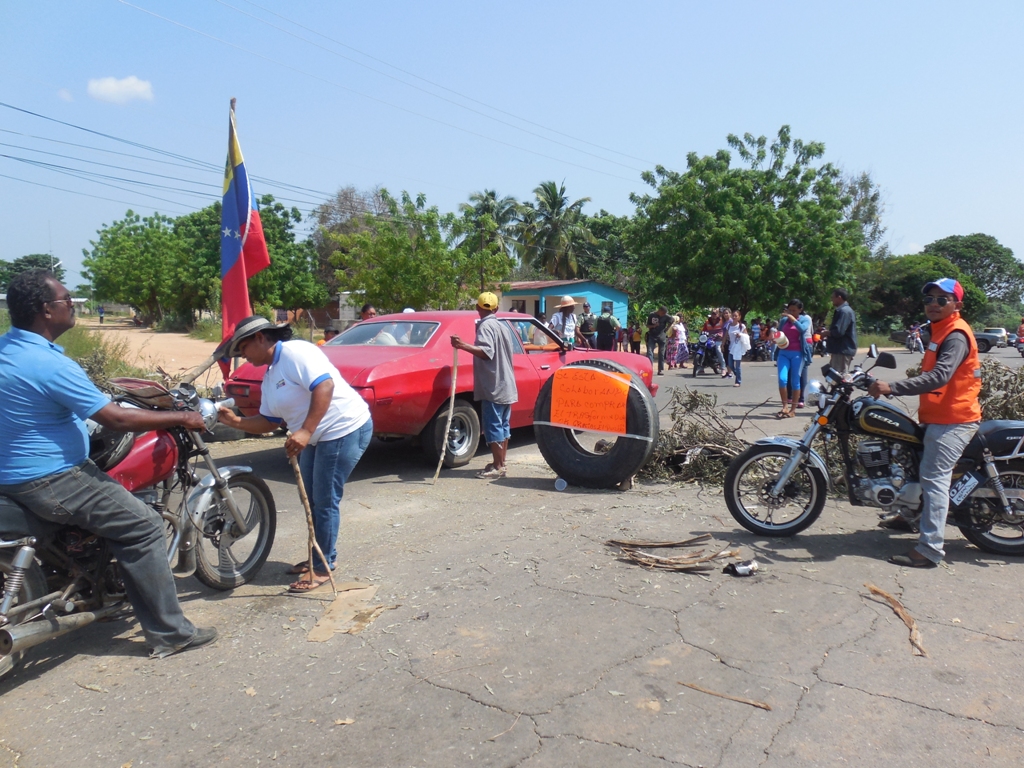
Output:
[226, 315, 291, 357]
[557, 295, 576, 309]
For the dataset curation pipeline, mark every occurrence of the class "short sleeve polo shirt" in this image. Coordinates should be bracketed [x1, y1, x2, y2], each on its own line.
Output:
[0, 328, 112, 484]
[258, 340, 370, 444]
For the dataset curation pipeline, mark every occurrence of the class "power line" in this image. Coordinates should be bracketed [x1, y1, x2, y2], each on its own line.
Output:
[213, 0, 646, 172]
[232, 0, 657, 166]
[0, 171, 194, 214]
[116, 0, 639, 184]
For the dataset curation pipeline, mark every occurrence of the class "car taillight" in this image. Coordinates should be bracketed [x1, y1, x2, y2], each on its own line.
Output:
[354, 387, 374, 407]
[225, 383, 250, 397]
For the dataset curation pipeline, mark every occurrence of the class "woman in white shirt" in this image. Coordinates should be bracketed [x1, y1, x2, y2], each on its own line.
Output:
[218, 316, 373, 592]
[729, 311, 751, 387]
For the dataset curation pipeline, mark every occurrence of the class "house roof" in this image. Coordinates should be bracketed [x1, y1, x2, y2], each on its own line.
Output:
[506, 279, 594, 291]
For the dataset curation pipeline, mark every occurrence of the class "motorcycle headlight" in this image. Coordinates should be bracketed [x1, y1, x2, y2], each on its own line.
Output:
[804, 379, 823, 406]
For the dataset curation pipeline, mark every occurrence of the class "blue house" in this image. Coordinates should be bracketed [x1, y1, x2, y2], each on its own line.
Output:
[499, 279, 628, 323]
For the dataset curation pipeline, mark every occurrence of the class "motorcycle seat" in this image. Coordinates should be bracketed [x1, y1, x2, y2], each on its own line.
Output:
[961, 421, 1024, 461]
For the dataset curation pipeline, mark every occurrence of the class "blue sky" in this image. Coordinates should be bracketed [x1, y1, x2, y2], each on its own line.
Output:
[2, 0, 1022, 291]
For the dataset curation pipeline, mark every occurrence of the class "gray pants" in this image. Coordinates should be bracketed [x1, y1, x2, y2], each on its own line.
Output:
[830, 353, 854, 373]
[0, 461, 196, 652]
[916, 422, 979, 563]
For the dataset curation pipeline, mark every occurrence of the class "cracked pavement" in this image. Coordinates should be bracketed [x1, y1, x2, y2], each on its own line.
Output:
[3, 360, 1024, 767]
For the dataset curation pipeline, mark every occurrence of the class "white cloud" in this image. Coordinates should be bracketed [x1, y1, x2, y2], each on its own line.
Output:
[57, 88, 73, 102]
[86, 75, 153, 104]
[907, 242, 923, 254]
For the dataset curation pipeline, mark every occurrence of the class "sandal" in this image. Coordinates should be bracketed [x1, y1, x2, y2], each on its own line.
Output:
[889, 551, 937, 568]
[775, 411, 788, 419]
[288, 572, 332, 592]
[476, 466, 506, 479]
[287, 560, 336, 575]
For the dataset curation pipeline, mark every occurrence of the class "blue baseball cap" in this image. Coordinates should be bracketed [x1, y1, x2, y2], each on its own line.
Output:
[922, 277, 964, 301]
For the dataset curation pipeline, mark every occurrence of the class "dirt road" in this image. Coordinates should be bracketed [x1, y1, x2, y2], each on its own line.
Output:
[79, 317, 219, 376]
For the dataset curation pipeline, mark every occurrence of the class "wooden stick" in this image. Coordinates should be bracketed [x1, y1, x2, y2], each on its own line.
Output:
[677, 682, 772, 711]
[865, 583, 928, 657]
[289, 453, 338, 596]
[432, 346, 459, 485]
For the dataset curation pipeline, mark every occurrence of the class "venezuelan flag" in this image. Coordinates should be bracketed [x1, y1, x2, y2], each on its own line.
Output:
[220, 104, 270, 375]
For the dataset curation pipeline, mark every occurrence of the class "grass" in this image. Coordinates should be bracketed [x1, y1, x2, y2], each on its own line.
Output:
[858, 332, 900, 350]
[188, 317, 222, 343]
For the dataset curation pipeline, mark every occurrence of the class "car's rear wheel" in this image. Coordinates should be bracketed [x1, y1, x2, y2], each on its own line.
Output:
[977, 339, 991, 353]
[422, 400, 480, 468]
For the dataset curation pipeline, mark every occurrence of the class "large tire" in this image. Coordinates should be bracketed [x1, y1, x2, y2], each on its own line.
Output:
[533, 360, 658, 489]
[0, 553, 47, 680]
[195, 472, 277, 590]
[959, 461, 1024, 556]
[724, 444, 828, 536]
[977, 339, 991, 353]
[421, 399, 480, 468]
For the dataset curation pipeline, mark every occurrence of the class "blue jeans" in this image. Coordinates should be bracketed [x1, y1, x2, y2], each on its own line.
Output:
[731, 357, 742, 385]
[298, 420, 373, 572]
[0, 460, 196, 652]
[916, 422, 979, 563]
[481, 400, 512, 445]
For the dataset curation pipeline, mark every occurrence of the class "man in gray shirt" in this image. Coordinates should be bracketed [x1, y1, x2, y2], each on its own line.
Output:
[451, 292, 518, 479]
[823, 287, 858, 373]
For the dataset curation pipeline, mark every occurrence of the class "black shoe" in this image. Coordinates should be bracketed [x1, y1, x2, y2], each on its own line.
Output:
[151, 626, 218, 659]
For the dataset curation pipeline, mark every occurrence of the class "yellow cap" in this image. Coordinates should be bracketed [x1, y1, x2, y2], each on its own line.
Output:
[477, 292, 499, 311]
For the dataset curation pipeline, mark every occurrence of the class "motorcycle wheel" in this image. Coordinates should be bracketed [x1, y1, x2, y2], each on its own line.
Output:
[724, 444, 828, 536]
[0, 553, 47, 679]
[691, 358, 699, 377]
[195, 472, 277, 590]
[959, 461, 1024, 556]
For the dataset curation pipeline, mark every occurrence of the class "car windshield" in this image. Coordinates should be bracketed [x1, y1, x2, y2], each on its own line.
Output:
[329, 321, 439, 347]
[984, 329, 1006, 334]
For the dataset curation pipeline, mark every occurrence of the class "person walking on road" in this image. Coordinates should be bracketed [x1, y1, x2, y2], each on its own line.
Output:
[218, 315, 373, 592]
[729, 312, 750, 386]
[451, 292, 519, 479]
[647, 306, 671, 375]
[823, 288, 858, 373]
[868, 278, 981, 568]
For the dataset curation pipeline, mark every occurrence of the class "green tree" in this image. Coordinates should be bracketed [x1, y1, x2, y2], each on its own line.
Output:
[922, 234, 1024, 304]
[0, 254, 67, 291]
[171, 203, 222, 322]
[841, 171, 887, 257]
[247, 196, 328, 312]
[629, 126, 867, 321]
[330, 190, 513, 312]
[518, 181, 595, 279]
[83, 211, 187, 322]
[854, 252, 987, 329]
[310, 186, 385, 296]
[578, 210, 637, 290]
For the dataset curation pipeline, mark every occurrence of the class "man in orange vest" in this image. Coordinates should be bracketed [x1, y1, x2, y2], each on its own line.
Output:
[869, 278, 981, 568]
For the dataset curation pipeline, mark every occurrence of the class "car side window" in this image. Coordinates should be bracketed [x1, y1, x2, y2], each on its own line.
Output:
[505, 319, 562, 354]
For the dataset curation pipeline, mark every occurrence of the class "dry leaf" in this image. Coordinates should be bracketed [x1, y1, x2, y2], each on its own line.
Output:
[334, 718, 355, 726]
[76, 682, 107, 693]
[245, 687, 257, 697]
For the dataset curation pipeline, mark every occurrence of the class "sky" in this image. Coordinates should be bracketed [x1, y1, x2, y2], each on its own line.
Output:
[2, 0, 1022, 291]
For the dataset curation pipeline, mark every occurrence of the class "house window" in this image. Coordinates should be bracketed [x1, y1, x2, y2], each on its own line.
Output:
[510, 299, 526, 313]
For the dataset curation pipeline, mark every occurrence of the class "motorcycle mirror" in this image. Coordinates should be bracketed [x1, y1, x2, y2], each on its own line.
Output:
[875, 351, 898, 369]
[868, 344, 878, 358]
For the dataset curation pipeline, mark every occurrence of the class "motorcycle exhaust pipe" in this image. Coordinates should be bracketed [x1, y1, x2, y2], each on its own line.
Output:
[0, 603, 123, 656]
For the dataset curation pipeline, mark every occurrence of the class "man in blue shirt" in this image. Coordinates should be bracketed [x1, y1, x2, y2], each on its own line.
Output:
[0, 270, 216, 659]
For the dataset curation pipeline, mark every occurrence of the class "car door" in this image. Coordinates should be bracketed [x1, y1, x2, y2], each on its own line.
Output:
[500, 318, 549, 427]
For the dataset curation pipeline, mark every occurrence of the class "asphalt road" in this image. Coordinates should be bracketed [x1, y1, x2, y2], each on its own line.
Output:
[1, 343, 1023, 767]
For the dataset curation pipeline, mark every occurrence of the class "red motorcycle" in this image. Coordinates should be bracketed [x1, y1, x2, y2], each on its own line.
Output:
[0, 378, 276, 678]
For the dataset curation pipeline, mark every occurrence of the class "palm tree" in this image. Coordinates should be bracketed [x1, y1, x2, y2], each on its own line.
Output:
[459, 190, 520, 258]
[519, 181, 595, 279]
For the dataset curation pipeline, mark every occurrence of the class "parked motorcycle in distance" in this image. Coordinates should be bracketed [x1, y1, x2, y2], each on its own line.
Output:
[723, 347, 1024, 554]
[0, 378, 277, 679]
[690, 333, 721, 376]
[906, 329, 924, 353]
[745, 338, 771, 362]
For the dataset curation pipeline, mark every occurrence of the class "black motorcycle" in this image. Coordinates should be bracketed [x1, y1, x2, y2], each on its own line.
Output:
[690, 333, 721, 376]
[745, 339, 771, 362]
[723, 347, 1024, 555]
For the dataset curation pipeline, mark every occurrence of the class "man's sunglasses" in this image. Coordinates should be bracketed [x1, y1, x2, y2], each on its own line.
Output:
[923, 295, 955, 307]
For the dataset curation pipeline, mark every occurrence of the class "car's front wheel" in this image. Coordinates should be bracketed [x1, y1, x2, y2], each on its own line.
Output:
[977, 339, 991, 353]
[422, 400, 480, 468]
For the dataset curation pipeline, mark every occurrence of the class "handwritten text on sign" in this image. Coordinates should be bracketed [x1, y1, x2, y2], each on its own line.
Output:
[549, 366, 631, 434]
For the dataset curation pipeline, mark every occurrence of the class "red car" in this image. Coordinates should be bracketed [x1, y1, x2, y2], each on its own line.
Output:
[225, 311, 658, 467]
